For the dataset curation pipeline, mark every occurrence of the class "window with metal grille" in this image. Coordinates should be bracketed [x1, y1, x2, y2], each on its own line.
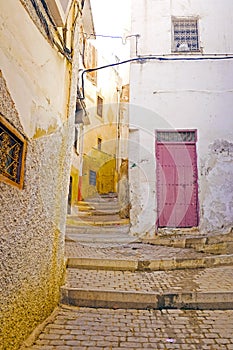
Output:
[97, 96, 103, 117]
[0, 116, 26, 189]
[156, 130, 196, 143]
[172, 18, 199, 52]
[89, 170, 96, 186]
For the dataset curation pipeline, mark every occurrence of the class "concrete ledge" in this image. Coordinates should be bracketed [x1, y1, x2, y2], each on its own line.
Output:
[61, 288, 159, 310]
[66, 254, 233, 271]
[67, 257, 138, 271]
[162, 292, 233, 310]
[61, 287, 233, 310]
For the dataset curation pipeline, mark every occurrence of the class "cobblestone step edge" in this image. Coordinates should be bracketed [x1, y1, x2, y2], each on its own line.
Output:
[143, 230, 233, 251]
[66, 219, 130, 226]
[66, 253, 233, 271]
[60, 288, 233, 310]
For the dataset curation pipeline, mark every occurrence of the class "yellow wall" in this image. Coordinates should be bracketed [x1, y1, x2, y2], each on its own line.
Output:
[81, 149, 117, 199]
[97, 158, 117, 194]
[70, 166, 79, 206]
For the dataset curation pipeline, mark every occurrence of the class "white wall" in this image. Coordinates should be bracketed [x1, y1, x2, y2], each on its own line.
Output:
[132, 0, 233, 56]
[129, 0, 233, 236]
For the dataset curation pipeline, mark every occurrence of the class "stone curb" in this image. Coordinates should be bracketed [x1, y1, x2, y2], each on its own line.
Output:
[60, 287, 233, 310]
[19, 307, 60, 349]
[67, 254, 233, 271]
[66, 219, 130, 226]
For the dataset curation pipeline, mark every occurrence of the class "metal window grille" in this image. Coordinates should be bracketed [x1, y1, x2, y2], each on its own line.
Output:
[0, 119, 25, 186]
[89, 170, 96, 186]
[157, 131, 196, 143]
[173, 19, 199, 52]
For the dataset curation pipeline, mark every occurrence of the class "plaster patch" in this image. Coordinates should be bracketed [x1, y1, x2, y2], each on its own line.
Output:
[200, 139, 233, 233]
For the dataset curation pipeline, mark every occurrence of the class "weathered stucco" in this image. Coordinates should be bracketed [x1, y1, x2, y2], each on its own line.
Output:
[0, 0, 79, 348]
[129, 0, 233, 236]
[200, 140, 233, 233]
[118, 159, 130, 218]
[0, 71, 71, 349]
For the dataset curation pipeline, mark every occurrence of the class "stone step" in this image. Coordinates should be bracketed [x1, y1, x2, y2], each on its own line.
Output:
[61, 265, 233, 310]
[77, 204, 95, 212]
[66, 253, 233, 272]
[85, 194, 118, 202]
[66, 215, 129, 227]
[143, 229, 233, 254]
[78, 209, 120, 216]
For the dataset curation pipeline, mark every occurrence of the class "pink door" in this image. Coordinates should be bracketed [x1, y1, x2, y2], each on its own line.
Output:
[156, 131, 198, 228]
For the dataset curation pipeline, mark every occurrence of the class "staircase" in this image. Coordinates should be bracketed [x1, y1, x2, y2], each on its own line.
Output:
[62, 240, 233, 310]
[63, 196, 233, 311]
[66, 193, 131, 243]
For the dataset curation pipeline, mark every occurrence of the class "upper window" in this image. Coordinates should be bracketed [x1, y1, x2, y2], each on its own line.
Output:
[97, 96, 103, 118]
[0, 115, 26, 189]
[47, 0, 72, 26]
[172, 18, 199, 52]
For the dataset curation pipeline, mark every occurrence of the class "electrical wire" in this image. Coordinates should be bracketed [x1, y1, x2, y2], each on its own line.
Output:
[78, 55, 233, 100]
[83, 32, 122, 39]
[82, 32, 140, 49]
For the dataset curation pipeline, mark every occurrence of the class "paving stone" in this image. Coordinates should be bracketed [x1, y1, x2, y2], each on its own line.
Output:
[24, 212, 233, 349]
[27, 306, 233, 349]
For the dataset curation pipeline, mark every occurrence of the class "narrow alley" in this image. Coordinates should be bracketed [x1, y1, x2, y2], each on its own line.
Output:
[21, 194, 233, 350]
[1, 0, 233, 349]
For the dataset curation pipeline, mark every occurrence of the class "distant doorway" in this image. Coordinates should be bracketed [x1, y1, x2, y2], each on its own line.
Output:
[156, 130, 198, 228]
[67, 176, 72, 214]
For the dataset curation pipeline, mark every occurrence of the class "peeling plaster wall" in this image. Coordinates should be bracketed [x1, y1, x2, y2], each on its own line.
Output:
[200, 140, 233, 233]
[0, 0, 79, 348]
[129, 0, 233, 236]
[0, 0, 67, 139]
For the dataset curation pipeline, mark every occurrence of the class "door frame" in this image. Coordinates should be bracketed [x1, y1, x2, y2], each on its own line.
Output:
[155, 129, 199, 229]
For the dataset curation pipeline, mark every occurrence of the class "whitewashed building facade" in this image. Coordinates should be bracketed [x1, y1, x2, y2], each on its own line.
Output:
[129, 0, 233, 237]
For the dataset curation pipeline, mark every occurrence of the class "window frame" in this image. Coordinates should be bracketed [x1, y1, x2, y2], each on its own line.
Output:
[97, 95, 103, 118]
[172, 17, 200, 53]
[0, 115, 26, 189]
[156, 129, 197, 144]
[89, 170, 96, 186]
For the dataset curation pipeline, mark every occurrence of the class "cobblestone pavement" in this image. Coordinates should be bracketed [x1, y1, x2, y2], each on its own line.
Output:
[25, 233, 233, 349]
[65, 241, 212, 261]
[29, 306, 233, 349]
[64, 265, 233, 294]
